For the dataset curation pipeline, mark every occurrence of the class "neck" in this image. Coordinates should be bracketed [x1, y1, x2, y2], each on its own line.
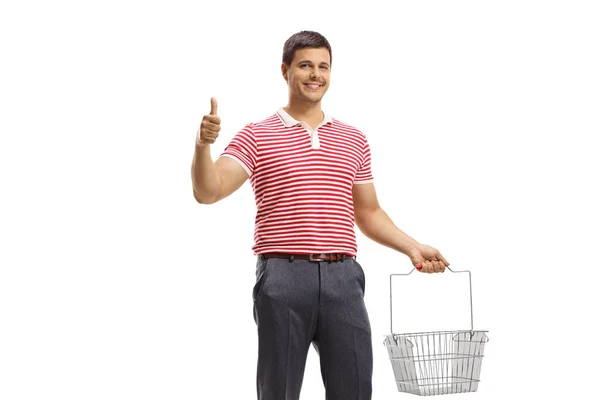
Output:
[284, 98, 323, 122]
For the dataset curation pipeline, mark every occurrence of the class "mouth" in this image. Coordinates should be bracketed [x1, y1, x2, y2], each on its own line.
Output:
[304, 82, 323, 90]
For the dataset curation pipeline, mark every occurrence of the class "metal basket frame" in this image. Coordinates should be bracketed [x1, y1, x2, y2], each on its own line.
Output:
[385, 267, 489, 396]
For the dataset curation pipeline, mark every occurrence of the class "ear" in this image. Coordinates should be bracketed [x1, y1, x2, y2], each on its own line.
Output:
[281, 63, 289, 82]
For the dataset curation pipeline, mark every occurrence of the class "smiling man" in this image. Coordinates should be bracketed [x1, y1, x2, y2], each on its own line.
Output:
[191, 30, 449, 400]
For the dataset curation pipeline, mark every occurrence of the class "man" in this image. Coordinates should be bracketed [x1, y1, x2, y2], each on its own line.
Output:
[191, 30, 449, 400]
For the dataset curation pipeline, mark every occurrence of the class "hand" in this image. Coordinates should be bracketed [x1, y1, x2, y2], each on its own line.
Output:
[196, 97, 221, 147]
[409, 244, 449, 273]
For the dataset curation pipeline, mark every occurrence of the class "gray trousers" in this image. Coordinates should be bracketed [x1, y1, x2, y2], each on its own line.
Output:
[252, 255, 373, 400]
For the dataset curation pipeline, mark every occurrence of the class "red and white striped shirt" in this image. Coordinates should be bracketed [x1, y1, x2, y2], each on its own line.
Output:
[220, 107, 374, 256]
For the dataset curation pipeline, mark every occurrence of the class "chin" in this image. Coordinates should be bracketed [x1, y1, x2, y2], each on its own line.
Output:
[303, 97, 323, 104]
[302, 93, 325, 103]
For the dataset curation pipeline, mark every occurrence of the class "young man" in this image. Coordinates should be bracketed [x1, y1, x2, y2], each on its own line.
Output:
[191, 31, 449, 400]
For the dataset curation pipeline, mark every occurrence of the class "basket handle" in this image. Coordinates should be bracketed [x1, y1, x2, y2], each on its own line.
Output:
[389, 267, 474, 335]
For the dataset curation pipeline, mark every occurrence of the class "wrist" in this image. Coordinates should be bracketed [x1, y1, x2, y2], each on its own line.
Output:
[195, 140, 210, 150]
[195, 128, 211, 148]
[406, 243, 423, 259]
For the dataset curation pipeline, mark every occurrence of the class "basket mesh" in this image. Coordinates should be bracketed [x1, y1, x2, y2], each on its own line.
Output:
[384, 330, 488, 396]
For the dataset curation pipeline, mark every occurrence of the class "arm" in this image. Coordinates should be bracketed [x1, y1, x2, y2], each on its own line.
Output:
[191, 144, 248, 204]
[352, 183, 421, 256]
[191, 97, 249, 204]
[352, 183, 449, 272]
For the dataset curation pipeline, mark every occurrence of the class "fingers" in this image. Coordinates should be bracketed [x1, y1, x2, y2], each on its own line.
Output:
[198, 127, 219, 145]
[417, 260, 446, 273]
[203, 114, 221, 124]
[435, 260, 446, 273]
[210, 97, 218, 116]
[197, 98, 221, 146]
[434, 252, 449, 271]
[419, 244, 450, 272]
[200, 134, 218, 145]
[440, 254, 450, 266]
[428, 260, 445, 273]
[421, 260, 433, 273]
[433, 249, 449, 267]
[201, 119, 221, 133]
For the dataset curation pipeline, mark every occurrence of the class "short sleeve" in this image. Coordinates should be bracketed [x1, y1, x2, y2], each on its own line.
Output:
[220, 124, 257, 177]
[354, 137, 374, 184]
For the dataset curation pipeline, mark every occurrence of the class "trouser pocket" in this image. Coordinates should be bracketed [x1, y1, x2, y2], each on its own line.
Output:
[353, 258, 366, 295]
[252, 256, 269, 302]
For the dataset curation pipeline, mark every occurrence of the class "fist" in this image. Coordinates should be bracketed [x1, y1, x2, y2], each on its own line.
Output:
[410, 244, 449, 273]
[196, 97, 221, 146]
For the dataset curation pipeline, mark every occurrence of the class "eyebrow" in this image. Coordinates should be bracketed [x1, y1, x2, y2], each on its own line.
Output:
[297, 60, 330, 67]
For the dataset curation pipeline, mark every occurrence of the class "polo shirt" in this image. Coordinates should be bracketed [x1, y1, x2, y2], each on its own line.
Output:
[220, 107, 374, 256]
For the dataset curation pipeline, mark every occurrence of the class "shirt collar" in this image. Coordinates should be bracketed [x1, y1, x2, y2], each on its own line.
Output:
[277, 107, 333, 127]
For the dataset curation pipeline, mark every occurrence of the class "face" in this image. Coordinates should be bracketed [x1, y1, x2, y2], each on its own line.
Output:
[282, 47, 331, 104]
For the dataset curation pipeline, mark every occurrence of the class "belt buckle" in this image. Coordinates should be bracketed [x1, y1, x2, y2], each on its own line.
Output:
[309, 253, 324, 262]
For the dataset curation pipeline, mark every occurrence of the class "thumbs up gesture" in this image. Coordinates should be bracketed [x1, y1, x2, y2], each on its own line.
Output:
[196, 97, 221, 147]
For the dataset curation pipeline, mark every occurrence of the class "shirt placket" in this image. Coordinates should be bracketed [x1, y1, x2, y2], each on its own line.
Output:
[299, 122, 322, 150]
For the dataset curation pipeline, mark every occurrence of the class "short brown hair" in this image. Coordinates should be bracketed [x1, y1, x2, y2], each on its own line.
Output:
[282, 31, 332, 66]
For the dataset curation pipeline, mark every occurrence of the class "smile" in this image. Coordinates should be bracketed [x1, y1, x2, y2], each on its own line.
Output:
[304, 83, 323, 90]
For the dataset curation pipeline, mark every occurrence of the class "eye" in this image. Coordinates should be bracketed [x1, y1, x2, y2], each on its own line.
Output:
[320, 65, 329, 70]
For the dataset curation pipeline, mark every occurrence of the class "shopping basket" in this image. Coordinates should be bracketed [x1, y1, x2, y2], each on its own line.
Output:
[384, 267, 489, 396]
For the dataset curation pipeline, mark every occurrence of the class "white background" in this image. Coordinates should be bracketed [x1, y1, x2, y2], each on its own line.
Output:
[1, 0, 599, 399]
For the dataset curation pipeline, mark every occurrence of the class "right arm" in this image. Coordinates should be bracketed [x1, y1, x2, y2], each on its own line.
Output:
[191, 144, 248, 204]
[191, 97, 249, 204]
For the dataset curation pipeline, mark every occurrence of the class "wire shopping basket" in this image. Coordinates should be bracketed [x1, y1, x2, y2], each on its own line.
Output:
[384, 267, 489, 396]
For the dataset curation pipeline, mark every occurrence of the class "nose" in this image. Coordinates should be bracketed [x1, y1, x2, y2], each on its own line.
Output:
[310, 67, 321, 80]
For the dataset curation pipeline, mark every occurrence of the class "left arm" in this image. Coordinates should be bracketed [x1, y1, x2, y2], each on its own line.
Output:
[352, 183, 449, 272]
[352, 183, 420, 256]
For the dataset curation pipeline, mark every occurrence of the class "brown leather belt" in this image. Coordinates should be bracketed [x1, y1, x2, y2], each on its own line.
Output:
[260, 252, 354, 262]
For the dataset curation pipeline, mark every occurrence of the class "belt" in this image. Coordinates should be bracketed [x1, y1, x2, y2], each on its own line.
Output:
[260, 252, 355, 262]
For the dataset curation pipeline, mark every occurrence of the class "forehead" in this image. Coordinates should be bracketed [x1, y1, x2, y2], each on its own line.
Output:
[291, 47, 331, 64]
